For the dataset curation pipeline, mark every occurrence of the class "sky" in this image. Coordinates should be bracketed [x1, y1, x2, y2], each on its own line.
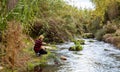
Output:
[64, 0, 94, 9]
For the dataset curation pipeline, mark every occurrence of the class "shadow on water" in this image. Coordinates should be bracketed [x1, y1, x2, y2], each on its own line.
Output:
[34, 39, 120, 72]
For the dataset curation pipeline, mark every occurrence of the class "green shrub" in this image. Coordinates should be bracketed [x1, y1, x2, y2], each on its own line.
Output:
[95, 29, 106, 41]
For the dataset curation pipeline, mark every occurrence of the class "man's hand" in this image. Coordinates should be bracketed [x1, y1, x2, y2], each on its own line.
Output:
[42, 42, 47, 45]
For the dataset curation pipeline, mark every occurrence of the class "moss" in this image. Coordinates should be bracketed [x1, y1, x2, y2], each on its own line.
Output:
[72, 39, 85, 45]
[77, 39, 85, 45]
[76, 45, 83, 51]
[69, 45, 83, 51]
[69, 46, 76, 51]
[69, 40, 83, 51]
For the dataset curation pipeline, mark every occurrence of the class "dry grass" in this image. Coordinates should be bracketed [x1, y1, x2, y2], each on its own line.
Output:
[103, 22, 117, 33]
[103, 34, 120, 48]
[115, 29, 120, 36]
[103, 34, 113, 42]
[2, 21, 30, 70]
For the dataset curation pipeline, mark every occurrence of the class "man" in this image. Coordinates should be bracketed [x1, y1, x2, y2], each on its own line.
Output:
[34, 35, 47, 56]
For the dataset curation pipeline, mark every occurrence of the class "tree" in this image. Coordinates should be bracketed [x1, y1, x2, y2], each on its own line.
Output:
[7, 0, 19, 11]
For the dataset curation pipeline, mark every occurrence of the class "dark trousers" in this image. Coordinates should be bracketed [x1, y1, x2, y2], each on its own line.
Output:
[39, 49, 47, 54]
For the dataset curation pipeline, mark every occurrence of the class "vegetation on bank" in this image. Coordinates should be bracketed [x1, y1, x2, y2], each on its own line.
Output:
[0, 0, 120, 71]
[89, 0, 120, 48]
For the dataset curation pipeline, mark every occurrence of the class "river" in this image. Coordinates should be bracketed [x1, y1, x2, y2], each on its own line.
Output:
[36, 39, 120, 72]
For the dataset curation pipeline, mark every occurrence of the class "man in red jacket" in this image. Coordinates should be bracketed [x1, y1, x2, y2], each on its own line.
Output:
[34, 35, 47, 56]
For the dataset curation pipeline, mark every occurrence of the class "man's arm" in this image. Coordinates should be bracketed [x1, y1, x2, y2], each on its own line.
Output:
[42, 42, 47, 45]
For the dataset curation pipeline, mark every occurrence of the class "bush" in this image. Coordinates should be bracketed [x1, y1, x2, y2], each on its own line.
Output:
[103, 23, 117, 33]
[29, 20, 44, 39]
[95, 29, 106, 41]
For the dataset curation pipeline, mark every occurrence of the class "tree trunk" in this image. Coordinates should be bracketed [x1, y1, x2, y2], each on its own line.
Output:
[7, 0, 19, 11]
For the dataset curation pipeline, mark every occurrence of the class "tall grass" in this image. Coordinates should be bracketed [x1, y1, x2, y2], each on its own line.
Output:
[2, 21, 27, 70]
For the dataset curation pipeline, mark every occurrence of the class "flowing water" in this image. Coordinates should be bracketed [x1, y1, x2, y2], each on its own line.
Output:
[37, 39, 120, 72]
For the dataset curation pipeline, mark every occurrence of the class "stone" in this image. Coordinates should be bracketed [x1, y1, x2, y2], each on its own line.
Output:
[0, 66, 3, 70]
[82, 33, 94, 38]
[60, 56, 67, 60]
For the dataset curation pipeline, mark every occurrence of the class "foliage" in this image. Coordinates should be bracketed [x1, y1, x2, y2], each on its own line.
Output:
[91, 0, 120, 21]
[69, 40, 83, 51]
[90, 0, 120, 42]
[27, 0, 84, 42]
[0, 0, 40, 32]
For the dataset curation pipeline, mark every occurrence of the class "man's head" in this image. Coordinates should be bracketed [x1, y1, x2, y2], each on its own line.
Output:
[39, 35, 44, 41]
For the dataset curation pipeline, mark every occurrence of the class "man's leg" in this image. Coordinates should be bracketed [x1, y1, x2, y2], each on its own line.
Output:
[39, 49, 47, 55]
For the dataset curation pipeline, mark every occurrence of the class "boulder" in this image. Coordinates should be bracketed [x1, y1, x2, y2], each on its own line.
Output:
[82, 33, 94, 38]
[0, 66, 3, 70]
[89, 40, 94, 42]
[104, 49, 111, 51]
[60, 56, 67, 60]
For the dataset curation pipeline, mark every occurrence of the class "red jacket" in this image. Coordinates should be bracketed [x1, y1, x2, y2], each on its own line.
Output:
[34, 39, 42, 53]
